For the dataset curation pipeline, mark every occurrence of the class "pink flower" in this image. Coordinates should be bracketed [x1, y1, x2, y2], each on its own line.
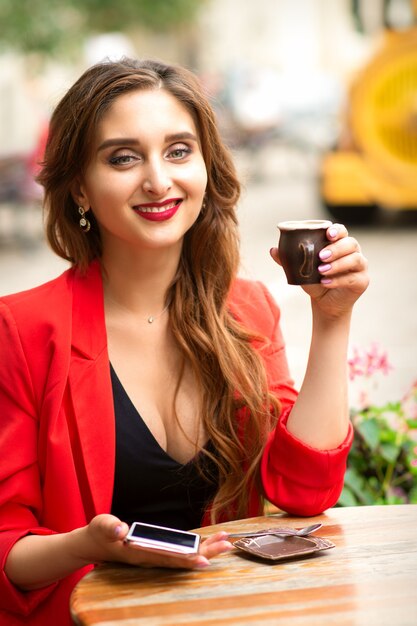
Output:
[348, 343, 393, 382]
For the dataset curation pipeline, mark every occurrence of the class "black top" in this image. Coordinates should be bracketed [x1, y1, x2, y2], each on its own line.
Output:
[110, 364, 218, 530]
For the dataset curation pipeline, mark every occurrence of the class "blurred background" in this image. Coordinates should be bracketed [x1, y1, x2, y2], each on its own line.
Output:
[1, 0, 416, 408]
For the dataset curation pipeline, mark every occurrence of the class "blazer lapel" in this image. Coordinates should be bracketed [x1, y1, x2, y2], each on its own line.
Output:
[68, 261, 115, 517]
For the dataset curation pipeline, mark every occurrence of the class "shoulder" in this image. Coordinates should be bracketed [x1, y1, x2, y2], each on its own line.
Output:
[228, 277, 281, 337]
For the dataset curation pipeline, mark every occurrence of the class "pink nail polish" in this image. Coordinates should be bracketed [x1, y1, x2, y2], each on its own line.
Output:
[319, 249, 331, 261]
[321, 278, 332, 285]
[329, 227, 338, 238]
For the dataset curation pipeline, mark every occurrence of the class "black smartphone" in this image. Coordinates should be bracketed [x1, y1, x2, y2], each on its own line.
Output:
[124, 522, 200, 554]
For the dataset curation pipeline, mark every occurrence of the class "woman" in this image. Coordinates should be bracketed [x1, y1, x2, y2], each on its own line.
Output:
[0, 58, 368, 625]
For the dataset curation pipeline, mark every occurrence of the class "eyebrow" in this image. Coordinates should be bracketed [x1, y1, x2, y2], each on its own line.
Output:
[97, 132, 198, 152]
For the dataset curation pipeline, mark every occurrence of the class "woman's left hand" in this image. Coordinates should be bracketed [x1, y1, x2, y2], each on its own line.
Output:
[271, 223, 369, 320]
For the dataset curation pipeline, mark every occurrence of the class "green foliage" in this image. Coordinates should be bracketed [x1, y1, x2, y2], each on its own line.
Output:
[338, 387, 417, 507]
[0, 0, 206, 55]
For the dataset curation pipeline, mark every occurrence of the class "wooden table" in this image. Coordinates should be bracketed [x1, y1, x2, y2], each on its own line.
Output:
[70, 505, 417, 625]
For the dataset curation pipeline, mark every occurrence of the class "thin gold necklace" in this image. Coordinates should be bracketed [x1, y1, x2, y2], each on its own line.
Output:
[105, 294, 169, 324]
[147, 303, 170, 324]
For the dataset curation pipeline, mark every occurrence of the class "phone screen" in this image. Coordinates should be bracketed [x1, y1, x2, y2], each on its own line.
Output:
[125, 522, 200, 554]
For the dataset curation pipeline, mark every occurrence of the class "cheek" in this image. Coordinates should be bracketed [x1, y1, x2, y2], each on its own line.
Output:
[185, 162, 208, 197]
[84, 172, 133, 207]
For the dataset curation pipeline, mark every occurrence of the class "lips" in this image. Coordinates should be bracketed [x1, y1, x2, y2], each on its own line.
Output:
[132, 198, 182, 222]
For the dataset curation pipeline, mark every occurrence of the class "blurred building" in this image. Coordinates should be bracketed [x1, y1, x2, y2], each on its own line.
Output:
[0, 0, 378, 158]
[198, 0, 371, 76]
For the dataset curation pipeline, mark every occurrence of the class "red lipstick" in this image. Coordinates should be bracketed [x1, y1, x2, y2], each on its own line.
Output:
[133, 198, 182, 222]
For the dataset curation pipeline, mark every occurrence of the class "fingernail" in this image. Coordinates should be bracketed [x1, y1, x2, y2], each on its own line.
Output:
[319, 249, 332, 260]
[195, 558, 210, 568]
[328, 227, 338, 238]
[217, 531, 229, 539]
[321, 278, 332, 285]
[318, 263, 331, 273]
[114, 525, 123, 537]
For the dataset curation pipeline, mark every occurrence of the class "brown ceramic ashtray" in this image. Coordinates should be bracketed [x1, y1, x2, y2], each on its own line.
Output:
[233, 534, 335, 562]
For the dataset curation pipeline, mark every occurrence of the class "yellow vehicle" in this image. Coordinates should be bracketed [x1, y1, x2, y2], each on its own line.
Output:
[320, 0, 417, 222]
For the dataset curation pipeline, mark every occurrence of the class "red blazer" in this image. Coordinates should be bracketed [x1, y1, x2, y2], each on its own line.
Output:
[0, 261, 352, 625]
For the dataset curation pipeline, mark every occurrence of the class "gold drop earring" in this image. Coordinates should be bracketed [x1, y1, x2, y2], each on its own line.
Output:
[78, 206, 91, 232]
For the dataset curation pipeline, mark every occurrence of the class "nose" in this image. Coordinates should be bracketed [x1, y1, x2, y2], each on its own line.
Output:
[142, 159, 172, 197]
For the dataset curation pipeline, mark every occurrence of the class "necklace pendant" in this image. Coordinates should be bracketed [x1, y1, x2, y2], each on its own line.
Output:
[147, 316, 155, 324]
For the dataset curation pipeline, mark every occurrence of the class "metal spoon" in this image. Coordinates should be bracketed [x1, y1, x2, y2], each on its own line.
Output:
[227, 522, 322, 539]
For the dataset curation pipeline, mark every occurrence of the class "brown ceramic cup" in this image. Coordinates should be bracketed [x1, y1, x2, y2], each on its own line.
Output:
[277, 220, 332, 285]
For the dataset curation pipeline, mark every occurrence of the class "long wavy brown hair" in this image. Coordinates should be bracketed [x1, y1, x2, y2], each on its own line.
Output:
[38, 58, 280, 522]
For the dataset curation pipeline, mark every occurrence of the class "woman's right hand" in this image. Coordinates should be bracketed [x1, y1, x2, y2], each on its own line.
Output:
[76, 514, 233, 570]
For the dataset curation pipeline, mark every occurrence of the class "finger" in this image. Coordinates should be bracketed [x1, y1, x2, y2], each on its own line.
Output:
[269, 247, 282, 265]
[202, 540, 234, 559]
[126, 544, 210, 570]
[319, 236, 361, 264]
[104, 518, 129, 542]
[320, 269, 370, 292]
[326, 223, 348, 242]
[113, 522, 129, 541]
[90, 514, 128, 542]
[320, 262, 369, 293]
[199, 533, 234, 559]
[201, 531, 229, 545]
[318, 251, 367, 280]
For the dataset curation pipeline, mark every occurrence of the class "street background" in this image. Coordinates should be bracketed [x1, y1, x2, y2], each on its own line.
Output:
[1, 0, 416, 409]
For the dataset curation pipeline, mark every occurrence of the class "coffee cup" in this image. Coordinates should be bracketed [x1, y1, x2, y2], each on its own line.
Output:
[277, 220, 332, 285]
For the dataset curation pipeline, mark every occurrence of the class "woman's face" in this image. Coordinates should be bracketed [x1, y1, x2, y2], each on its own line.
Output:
[76, 88, 208, 258]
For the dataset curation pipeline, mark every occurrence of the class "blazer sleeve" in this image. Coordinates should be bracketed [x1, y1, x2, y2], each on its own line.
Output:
[0, 301, 58, 614]
[240, 281, 353, 516]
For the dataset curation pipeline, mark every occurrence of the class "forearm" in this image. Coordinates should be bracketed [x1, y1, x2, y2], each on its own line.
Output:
[286, 306, 352, 450]
[4, 528, 91, 591]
